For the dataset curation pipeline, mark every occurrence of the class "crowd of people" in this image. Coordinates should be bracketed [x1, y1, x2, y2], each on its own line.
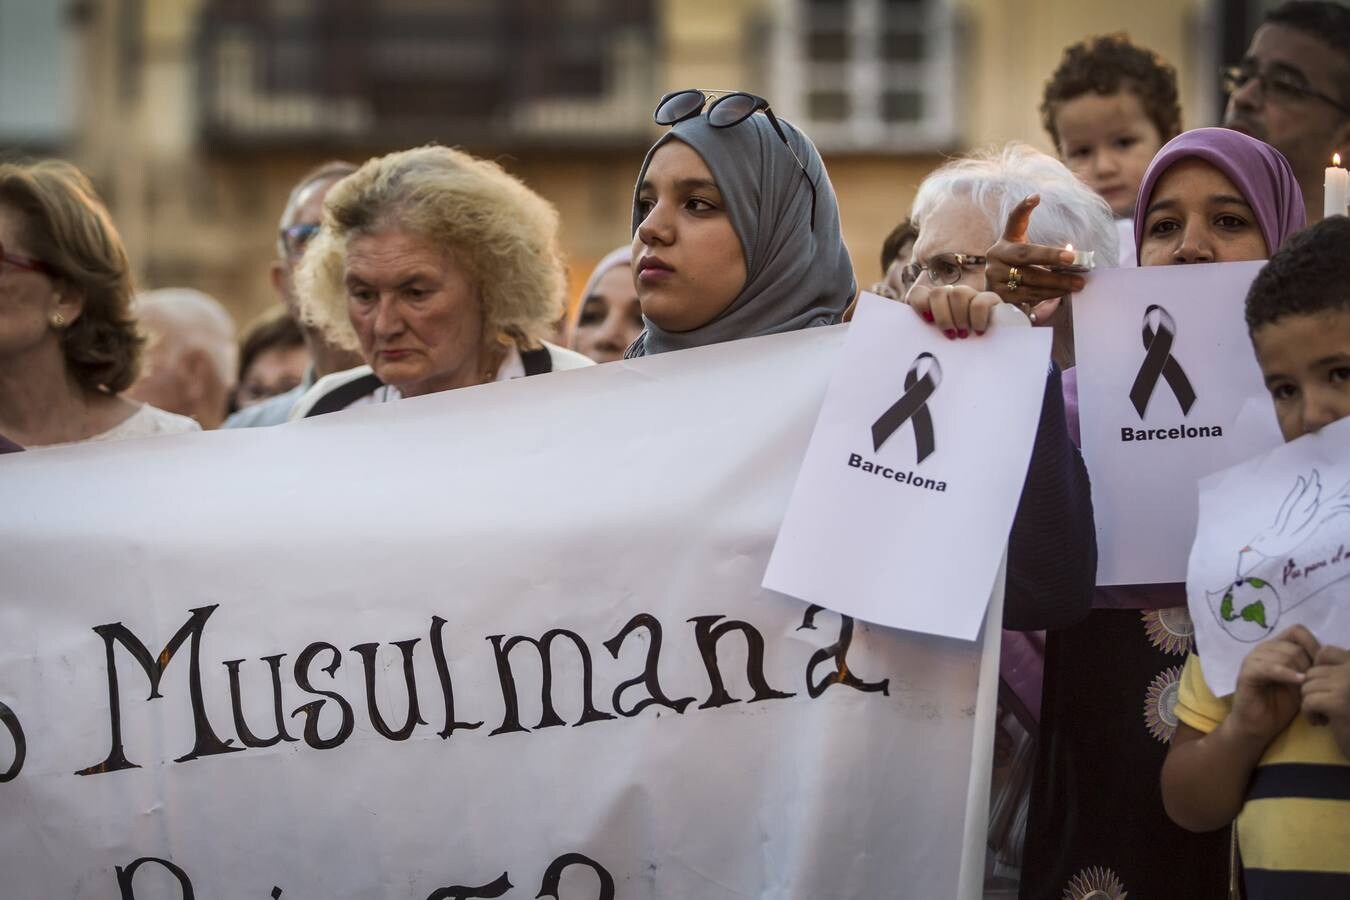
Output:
[1, 2, 1348, 897]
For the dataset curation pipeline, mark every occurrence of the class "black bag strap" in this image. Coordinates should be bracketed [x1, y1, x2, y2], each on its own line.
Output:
[304, 373, 385, 418]
[306, 350, 550, 418]
[521, 346, 553, 376]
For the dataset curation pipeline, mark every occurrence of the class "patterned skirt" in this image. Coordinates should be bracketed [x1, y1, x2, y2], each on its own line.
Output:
[1019, 607, 1232, 899]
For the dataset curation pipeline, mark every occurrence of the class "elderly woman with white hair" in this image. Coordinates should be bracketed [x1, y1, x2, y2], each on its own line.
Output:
[892, 143, 1118, 889]
[897, 143, 1114, 629]
[291, 145, 591, 417]
[900, 142, 1119, 368]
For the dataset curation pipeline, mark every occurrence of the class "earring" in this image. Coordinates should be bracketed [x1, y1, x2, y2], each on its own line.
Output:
[51, 312, 66, 328]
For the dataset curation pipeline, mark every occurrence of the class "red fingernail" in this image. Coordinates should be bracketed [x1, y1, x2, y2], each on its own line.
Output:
[957, 329, 969, 339]
[922, 311, 934, 322]
[944, 329, 956, 339]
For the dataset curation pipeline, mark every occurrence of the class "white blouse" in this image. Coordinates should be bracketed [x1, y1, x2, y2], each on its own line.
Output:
[34, 403, 200, 448]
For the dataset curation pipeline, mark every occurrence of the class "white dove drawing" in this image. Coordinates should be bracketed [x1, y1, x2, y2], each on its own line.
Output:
[1236, 470, 1350, 579]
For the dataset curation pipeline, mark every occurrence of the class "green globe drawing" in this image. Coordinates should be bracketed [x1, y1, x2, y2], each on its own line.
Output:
[1208, 577, 1279, 642]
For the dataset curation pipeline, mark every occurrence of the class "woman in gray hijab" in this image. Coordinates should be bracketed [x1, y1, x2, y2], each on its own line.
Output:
[625, 90, 856, 357]
[625, 91, 1094, 627]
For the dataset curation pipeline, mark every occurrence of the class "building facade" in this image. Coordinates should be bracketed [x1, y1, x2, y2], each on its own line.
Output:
[1, 0, 1226, 327]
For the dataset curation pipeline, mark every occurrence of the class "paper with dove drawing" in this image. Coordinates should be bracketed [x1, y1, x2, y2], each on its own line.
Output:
[1074, 262, 1284, 586]
[1187, 416, 1350, 697]
[763, 294, 1051, 640]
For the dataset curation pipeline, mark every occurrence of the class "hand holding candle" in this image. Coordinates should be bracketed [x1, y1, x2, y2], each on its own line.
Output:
[1327, 154, 1348, 219]
[1051, 243, 1095, 274]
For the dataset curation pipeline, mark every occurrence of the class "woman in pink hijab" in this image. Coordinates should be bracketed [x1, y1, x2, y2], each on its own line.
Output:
[1021, 128, 1305, 900]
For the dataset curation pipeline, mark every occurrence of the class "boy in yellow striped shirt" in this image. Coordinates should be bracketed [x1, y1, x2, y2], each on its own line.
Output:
[1162, 216, 1350, 898]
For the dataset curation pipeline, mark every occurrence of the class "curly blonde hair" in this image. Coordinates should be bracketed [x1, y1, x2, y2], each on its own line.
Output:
[0, 160, 142, 393]
[296, 145, 566, 353]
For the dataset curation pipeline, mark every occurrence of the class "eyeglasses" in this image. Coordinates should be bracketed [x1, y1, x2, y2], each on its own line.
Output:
[653, 88, 818, 230]
[280, 222, 321, 258]
[900, 253, 987, 290]
[1222, 66, 1350, 116]
[0, 240, 56, 278]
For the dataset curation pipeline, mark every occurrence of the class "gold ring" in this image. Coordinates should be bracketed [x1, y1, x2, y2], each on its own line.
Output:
[1006, 266, 1022, 292]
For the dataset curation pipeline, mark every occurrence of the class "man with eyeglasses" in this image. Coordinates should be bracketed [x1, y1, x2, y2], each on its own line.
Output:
[1223, 1, 1350, 223]
[223, 161, 364, 428]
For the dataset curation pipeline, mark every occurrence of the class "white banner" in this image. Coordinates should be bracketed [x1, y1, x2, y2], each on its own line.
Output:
[0, 329, 998, 900]
[1188, 417, 1350, 697]
[764, 294, 1049, 639]
[1074, 263, 1284, 585]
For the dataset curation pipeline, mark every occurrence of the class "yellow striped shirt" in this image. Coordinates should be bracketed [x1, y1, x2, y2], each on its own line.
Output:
[1175, 653, 1350, 899]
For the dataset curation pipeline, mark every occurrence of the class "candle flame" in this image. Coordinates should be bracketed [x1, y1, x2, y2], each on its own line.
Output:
[1065, 244, 1074, 252]
[1336, 153, 1342, 166]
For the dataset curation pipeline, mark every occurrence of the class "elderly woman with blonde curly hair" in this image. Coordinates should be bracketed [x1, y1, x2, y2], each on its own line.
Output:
[291, 145, 592, 417]
[0, 160, 198, 447]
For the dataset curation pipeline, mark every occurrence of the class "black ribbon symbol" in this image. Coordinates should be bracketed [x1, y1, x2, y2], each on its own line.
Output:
[1129, 304, 1197, 418]
[872, 352, 941, 463]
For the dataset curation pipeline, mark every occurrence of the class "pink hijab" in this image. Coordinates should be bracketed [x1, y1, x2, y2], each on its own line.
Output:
[1132, 127, 1306, 264]
[1066, 128, 1304, 609]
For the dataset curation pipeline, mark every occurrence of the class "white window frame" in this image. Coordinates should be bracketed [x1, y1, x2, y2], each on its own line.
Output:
[770, 0, 958, 152]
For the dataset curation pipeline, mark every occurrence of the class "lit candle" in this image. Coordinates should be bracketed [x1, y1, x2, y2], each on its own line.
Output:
[1054, 243, 1095, 273]
[1326, 153, 1348, 219]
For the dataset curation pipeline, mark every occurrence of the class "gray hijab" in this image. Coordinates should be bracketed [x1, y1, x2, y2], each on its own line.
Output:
[625, 112, 856, 357]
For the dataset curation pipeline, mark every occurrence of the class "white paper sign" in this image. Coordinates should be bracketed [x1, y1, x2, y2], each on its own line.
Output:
[761, 293, 1051, 640]
[1187, 417, 1350, 697]
[1074, 263, 1284, 585]
[0, 328, 1000, 900]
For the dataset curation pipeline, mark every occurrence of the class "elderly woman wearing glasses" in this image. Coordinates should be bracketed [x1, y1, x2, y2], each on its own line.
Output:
[899, 146, 1118, 623]
[0, 160, 198, 448]
[897, 142, 1118, 888]
[903, 143, 1119, 368]
[899, 147, 1115, 615]
[290, 146, 592, 417]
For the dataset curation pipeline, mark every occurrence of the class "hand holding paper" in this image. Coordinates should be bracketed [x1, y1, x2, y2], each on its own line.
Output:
[764, 293, 1051, 640]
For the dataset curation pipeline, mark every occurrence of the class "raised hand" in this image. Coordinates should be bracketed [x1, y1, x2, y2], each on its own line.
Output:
[983, 195, 1085, 323]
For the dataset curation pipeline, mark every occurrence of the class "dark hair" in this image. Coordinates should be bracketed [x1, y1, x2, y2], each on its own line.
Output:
[880, 218, 918, 272]
[1041, 34, 1182, 150]
[238, 307, 306, 379]
[1265, 2, 1350, 103]
[1246, 216, 1350, 331]
[0, 160, 143, 393]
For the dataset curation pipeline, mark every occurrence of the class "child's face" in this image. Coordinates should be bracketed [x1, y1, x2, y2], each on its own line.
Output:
[1054, 90, 1165, 219]
[1252, 308, 1350, 441]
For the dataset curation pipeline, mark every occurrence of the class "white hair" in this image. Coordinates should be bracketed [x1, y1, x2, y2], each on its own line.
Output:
[133, 288, 238, 384]
[910, 142, 1119, 266]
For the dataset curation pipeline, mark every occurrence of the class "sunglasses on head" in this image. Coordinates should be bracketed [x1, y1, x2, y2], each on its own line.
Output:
[653, 89, 818, 231]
